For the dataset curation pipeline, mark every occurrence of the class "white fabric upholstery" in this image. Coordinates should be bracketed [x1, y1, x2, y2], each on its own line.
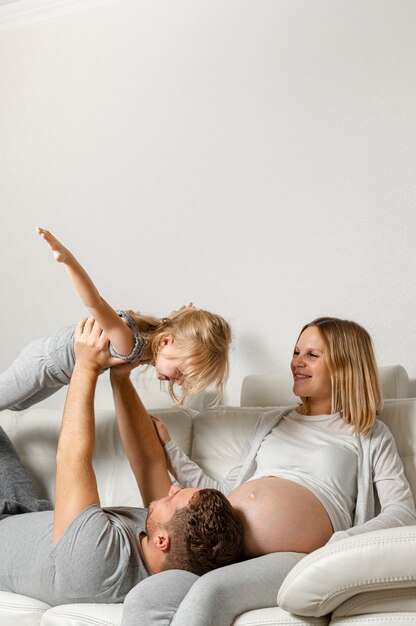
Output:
[0, 365, 415, 626]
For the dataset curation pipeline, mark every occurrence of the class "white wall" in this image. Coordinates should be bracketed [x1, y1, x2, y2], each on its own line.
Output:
[1, 0, 416, 407]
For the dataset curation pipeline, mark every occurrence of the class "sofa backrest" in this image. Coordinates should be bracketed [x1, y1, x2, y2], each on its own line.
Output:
[0, 406, 194, 507]
[191, 406, 264, 480]
[35, 372, 206, 412]
[240, 365, 410, 407]
[379, 398, 416, 505]
[190, 400, 416, 505]
[0, 364, 415, 509]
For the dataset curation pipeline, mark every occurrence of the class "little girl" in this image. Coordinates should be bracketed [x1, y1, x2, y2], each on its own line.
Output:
[0, 228, 231, 411]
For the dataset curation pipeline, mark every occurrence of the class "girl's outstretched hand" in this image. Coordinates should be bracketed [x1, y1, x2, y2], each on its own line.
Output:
[36, 227, 72, 264]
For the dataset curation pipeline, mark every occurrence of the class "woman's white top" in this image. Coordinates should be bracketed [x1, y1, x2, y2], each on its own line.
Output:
[165, 406, 416, 542]
[249, 410, 358, 531]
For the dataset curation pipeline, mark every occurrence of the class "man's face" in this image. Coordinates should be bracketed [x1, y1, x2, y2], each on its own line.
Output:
[146, 485, 200, 534]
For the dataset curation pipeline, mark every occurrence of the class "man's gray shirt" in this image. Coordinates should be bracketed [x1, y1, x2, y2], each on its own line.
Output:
[0, 505, 151, 605]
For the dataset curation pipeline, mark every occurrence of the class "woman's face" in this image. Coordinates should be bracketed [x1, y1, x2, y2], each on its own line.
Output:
[291, 325, 332, 413]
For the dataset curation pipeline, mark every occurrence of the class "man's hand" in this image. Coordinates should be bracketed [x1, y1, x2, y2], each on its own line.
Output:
[110, 360, 142, 381]
[74, 316, 124, 372]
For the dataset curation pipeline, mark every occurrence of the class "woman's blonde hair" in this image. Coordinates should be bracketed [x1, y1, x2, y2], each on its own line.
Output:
[298, 317, 383, 433]
[126, 308, 231, 405]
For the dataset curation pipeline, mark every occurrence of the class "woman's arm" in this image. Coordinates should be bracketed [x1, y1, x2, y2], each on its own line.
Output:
[329, 425, 416, 543]
[151, 416, 250, 494]
[151, 416, 227, 491]
[164, 440, 244, 493]
[37, 227, 134, 357]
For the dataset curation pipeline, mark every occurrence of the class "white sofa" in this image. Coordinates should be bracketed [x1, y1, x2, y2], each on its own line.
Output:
[0, 365, 415, 626]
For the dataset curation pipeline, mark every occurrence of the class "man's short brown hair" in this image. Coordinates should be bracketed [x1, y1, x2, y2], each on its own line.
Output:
[164, 488, 243, 575]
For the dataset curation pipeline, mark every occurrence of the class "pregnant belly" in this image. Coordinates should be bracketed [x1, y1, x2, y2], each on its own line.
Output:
[227, 477, 333, 558]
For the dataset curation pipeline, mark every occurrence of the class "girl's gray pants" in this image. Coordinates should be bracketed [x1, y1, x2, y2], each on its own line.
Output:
[0, 325, 75, 411]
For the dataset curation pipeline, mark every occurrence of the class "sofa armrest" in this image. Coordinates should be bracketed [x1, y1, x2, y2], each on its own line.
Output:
[277, 525, 416, 617]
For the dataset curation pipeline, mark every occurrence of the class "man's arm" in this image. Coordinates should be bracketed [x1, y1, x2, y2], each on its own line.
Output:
[53, 317, 115, 546]
[110, 366, 172, 506]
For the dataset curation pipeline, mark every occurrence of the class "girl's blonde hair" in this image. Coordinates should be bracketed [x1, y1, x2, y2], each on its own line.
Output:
[298, 317, 383, 433]
[127, 308, 231, 405]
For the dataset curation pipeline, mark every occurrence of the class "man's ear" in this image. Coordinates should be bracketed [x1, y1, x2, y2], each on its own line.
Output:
[152, 528, 171, 553]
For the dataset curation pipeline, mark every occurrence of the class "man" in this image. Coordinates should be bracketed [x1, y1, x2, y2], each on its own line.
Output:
[0, 317, 243, 605]
[113, 331, 304, 626]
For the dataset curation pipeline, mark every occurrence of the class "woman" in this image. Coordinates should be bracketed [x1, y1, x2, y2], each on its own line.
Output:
[121, 317, 416, 626]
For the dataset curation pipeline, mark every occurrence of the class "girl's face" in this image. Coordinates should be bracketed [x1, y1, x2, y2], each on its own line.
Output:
[154, 336, 193, 386]
[291, 325, 332, 414]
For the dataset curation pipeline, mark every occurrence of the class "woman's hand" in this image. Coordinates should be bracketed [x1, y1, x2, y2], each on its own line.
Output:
[166, 303, 195, 320]
[150, 415, 171, 445]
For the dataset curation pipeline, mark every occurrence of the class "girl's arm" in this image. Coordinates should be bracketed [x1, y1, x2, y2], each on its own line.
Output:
[37, 227, 134, 357]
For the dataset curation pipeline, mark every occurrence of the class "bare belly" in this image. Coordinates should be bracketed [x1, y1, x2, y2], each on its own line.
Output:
[227, 477, 333, 558]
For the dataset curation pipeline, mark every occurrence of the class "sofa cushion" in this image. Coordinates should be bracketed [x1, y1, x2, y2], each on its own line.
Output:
[0, 591, 49, 626]
[329, 614, 416, 625]
[191, 406, 267, 480]
[233, 606, 330, 625]
[41, 603, 122, 625]
[332, 588, 416, 618]
[277, 526, 416, 618]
